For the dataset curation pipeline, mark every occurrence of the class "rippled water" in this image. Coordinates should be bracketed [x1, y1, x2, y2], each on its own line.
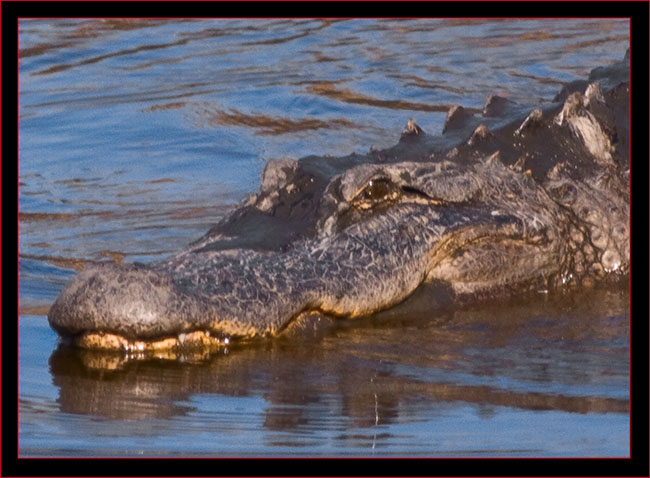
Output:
[18, 19, 629, 457]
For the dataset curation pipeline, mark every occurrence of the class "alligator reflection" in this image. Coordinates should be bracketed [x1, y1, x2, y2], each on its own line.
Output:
[49, 286, 629, 427]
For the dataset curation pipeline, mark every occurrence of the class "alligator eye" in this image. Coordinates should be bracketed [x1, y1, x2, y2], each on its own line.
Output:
[362, 178, 391, 200]
[352, 178, 399, 209]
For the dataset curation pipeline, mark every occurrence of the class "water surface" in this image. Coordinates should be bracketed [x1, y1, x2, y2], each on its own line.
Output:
[18, 18, 630, 457]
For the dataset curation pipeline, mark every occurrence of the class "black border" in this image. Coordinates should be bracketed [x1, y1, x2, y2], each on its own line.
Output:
[4, 2, 648, 477]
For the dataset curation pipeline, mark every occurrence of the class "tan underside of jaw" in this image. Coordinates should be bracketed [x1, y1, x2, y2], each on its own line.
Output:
[75, 330, 228, 352]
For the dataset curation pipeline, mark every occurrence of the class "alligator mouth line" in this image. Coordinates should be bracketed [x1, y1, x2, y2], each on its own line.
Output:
[71, 329, 232, 352]
[429, 224, 541, 262]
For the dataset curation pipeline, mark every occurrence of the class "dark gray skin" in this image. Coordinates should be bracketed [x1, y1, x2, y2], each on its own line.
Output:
[48, 52, 629, 349]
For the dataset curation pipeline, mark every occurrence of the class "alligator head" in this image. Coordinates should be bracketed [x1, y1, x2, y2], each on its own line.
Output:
[48, 52, 629, 352]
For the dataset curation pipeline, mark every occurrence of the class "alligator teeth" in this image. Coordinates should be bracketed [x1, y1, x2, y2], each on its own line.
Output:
[74, 331, 222, 353]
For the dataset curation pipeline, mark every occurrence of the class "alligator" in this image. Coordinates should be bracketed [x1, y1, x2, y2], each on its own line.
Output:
[48, 51, 630, 352]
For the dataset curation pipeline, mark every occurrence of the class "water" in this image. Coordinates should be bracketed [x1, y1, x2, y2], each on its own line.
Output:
[18, 18, 630, 457]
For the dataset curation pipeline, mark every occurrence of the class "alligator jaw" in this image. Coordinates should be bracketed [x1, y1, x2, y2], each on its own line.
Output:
[47, 262, 253, 351]
[425, 216, 558, 297]
[48, 205, 553, 352]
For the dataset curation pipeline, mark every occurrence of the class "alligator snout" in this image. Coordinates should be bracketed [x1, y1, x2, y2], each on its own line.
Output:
[48, 253, 301, 351]
[48, 263, 204, 342]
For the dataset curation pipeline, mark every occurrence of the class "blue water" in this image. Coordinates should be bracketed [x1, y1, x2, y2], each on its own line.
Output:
[18, 18, 629, 457]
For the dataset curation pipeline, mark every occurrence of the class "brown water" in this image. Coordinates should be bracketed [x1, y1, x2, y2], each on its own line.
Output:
[18, 18, 630, 457]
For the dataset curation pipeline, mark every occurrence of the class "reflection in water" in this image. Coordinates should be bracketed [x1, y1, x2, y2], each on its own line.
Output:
[304, 81, 457, 113]
[204, 107, 358, 136]
[48, 287, 628, 432]
[19, 19, 179, 58]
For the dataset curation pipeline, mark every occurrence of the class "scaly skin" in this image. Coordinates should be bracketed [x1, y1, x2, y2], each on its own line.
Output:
[48, 52, 629, 351]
